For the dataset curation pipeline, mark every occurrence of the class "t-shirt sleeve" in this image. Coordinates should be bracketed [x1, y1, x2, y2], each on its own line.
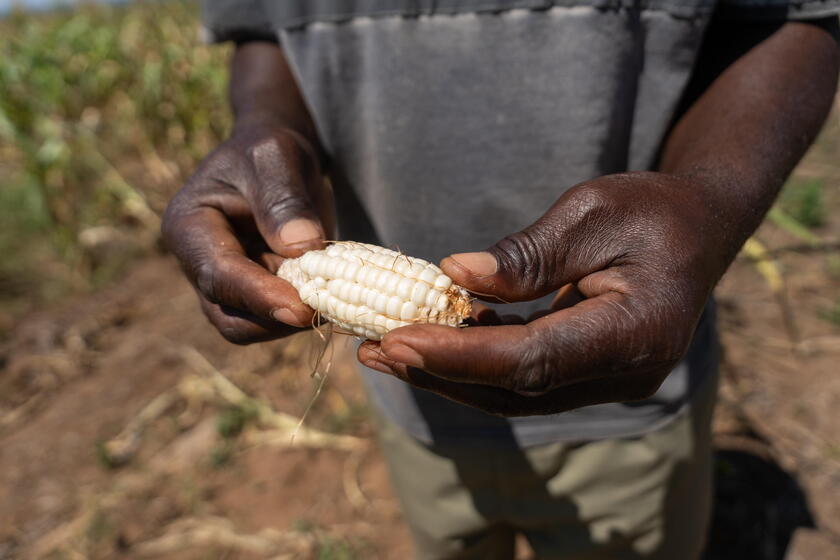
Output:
[716, 0, 840, 21]
[202, 0, 276, 43]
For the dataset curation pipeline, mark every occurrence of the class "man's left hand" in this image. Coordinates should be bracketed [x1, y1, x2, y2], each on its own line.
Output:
[358, 172, 725, 416]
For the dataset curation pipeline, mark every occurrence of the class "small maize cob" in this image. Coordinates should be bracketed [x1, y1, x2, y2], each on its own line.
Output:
[277, 241, 472, 340]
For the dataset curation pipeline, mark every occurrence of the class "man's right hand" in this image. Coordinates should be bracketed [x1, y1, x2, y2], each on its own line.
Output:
[162, 124, 328, 344]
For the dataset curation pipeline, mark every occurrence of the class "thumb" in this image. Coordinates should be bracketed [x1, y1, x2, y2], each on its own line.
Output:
[441, 224, 573, 303]
[246, 133, 327, 258]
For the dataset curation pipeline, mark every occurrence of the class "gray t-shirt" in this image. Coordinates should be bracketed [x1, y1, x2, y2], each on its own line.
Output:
[204, 0, 839, 446]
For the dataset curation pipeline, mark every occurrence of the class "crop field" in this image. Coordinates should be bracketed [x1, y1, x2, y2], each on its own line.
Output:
[1, 3, 839, 559]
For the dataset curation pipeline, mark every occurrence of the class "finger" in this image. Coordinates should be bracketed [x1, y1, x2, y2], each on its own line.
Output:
[376, 288, 677, 396]
[200, 297, 304, 345]
[357, 348, 665, 416]
[438, 227, 568, 303]
[439, 189, 618, 303]
[242, 133, 327, 257]
[168, 207, 314, 327]
[376, 322, 538, 391]
[357, 345, 515, 409]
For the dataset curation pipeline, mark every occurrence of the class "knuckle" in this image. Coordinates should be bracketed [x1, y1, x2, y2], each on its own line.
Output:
[566, 182, 612, 214]
[246, 132, 301, 165]
[613, 347, 680, 379]
[510, 347, 554, 397]
[195, 258, 223, 302]
[263, 191, 312, 221]
[492, 229, 558, 295]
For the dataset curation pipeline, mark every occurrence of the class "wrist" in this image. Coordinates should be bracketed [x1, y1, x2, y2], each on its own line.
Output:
[230, 119, 323, 171]
[229, 41, 322, 159]
[596, 171, 742, 283]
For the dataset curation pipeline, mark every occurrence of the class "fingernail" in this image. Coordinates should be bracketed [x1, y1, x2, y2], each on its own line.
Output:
[449, 252, 498, 277]
[279, 218, 323, 248]
[382, 343, 424, 368]
[271, 307, 304, 326]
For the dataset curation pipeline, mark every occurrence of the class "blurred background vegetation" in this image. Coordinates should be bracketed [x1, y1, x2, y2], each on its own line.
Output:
[0, 0, 230, 339]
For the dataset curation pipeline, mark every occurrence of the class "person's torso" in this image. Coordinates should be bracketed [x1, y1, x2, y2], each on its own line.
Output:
[278, 2, 716, 445]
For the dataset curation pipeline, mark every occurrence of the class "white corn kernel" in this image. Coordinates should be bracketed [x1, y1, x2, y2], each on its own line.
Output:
[335, 301, 348, 321]
[349, 284, 362, 305]
[406, 263, 425, 278]
[344, 261, 360, 282]
[434, 275, 453, 291]
[365, 289, 378, 309]
[419, 268, 438, 285]
[375, 270, 391, 292]
[385, 273, 401, 295]
[410, 283, 429, 307]
[425, 289, 441, 308]
[345, 303, 358, 322]
[334, 260, 348, 279]
[374, 293, 389, 314]
[363, 266, 379, 286]
[326, 295, 338, 317]
[386, 295, 402, 318]
[354, 262, 367, 282]
[400, 301, 418, 321]
[328, 279, 342, 297]
[396, 277, 414, 300]
[339, 280, 352, 302]
[298, 283, 313, 303]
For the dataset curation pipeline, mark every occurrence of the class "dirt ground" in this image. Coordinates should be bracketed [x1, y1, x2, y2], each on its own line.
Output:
[1, 186, 839, 560]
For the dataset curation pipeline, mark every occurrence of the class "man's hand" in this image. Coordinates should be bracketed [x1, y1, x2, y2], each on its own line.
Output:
[359, 18, 839, 416]
[162, 42, 330, 344]
[359, 172, 718, 415]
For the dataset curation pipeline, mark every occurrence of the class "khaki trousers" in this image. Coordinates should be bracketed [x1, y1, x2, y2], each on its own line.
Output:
[374, 372, 717, 560]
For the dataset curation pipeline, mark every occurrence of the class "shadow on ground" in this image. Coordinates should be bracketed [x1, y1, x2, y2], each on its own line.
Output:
[704, 447, 814, 560]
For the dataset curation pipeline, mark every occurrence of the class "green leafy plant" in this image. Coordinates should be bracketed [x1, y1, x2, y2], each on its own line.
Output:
[0, 1, 230, 338]
[778, 178, 826, 229]
[819, 297, 840, 327]
[317, 536, 365, 560]
[216, 401, 260, 439]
